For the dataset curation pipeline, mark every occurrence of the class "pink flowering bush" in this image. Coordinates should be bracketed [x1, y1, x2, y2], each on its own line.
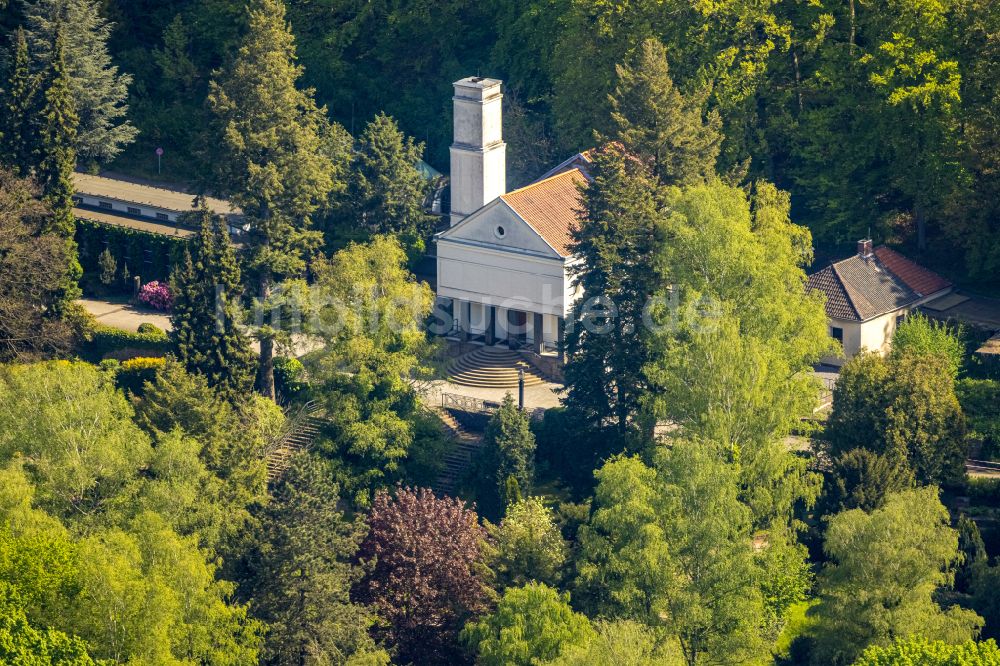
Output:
[137, 281, 173, 311]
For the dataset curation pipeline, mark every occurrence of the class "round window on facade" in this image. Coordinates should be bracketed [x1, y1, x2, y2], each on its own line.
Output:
[495, 225, 506, 239]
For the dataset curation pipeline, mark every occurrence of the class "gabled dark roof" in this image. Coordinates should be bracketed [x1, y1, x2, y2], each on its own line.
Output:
[806, 265, 859, 320]
[807, 246, 953, 322]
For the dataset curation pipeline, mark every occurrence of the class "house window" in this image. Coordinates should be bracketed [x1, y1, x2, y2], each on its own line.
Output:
[127, 207, 141, 216]
[494, 225, 506, 239]
[98, 201, 113, 210]
[831, 327, 844, 343]
[155, 212, 169, 221]
[896, 313, 907, 327]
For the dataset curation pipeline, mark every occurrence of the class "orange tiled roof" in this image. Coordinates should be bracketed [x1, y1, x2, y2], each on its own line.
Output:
[501, 168, 586, 257]
[874, 246, 953, 297]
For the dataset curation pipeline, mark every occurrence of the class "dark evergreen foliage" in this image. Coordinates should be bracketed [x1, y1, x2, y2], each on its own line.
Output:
[608, 38, 722, 186]
[348, 112, 435, 249]
[35, 26, 81, 308]
[170, 203, 255, 400]
[562, 144, 659, 444]
[241, 453, 382, 665]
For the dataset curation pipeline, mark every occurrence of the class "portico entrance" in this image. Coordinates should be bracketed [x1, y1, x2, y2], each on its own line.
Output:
[443, 297, 561, 356]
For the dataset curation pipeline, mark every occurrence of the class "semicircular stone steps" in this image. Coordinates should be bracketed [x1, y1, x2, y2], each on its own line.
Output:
[447, 346, 548, 389]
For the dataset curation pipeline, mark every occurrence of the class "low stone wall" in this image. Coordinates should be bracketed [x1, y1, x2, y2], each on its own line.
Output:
[521, 351, 564, 384]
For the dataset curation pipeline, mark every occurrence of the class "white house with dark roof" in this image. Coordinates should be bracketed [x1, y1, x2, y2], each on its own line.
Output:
[436, 77, 586, 355]
[807, 239, 953, 363]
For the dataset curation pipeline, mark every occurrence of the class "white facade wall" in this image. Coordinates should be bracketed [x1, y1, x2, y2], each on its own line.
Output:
[74, 193, 180, 223]
[437, 240, 571, 318]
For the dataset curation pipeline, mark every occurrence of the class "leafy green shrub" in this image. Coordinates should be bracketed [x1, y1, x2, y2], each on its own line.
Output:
[114, 357, 166, 395]
[400, 410, 449, 487]
[967, 477, 1000, 504]
[273, 356, 310, 403]
[853, 636, 1000, 665]
[890, 313, 965, 377]
[136, 322, 164, 335]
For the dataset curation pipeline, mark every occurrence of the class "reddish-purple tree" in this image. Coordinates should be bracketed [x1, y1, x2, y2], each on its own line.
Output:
[356, 486, 492, 664]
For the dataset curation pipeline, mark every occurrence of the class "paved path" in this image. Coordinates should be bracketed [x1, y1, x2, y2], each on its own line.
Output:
[78, 298, 172, 332]
[80, 297, 323, 358]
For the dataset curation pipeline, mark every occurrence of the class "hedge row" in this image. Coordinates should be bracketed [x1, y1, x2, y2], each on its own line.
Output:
[83, 324, 171, 360]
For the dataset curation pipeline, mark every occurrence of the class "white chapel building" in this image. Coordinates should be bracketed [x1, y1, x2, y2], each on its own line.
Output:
[436, 77, 588, 358]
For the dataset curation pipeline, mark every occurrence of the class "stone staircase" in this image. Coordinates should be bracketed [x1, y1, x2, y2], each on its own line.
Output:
[433, 408, 483, 495]
[447, 346, 549, 389]
[266, 401, 325, 481]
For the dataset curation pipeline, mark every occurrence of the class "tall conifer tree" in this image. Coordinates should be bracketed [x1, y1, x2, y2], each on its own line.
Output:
[0, 29, 39, 176]
[21, 0, 136, 164]
[208, 0, 350, 400]
[563, 144, 660, 443]
[609, 38, 722, 186]
[350, 112, 434, 243]
[36, 27, 81, 307]
[170, 202, 255, 400]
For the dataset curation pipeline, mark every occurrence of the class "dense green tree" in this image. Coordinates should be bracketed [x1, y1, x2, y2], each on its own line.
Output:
[825, 352, 968, 488]
[608, 38, 721, 186]
[348, 112, 435, 247]
[0, 586, 96, 665]
[546, 0, 787, 161]
[242, 454, 385, 666]
[563, 144, 660, 443]
[957, 379, 1000, 461]
[207, 0, 351, 400]
[356, 486, 492, 664]
[0, 170, 73, 361]
[890, 314, 965, 378]
[548, 619, 680, 666]
[853, 636, 1000, 666]
[788, 0, 966, 249]
[0, 364, 264, 665]
[0, 29, 38, 176]
[170, 202, 255, 399]
[481, 393, 536, 511]
[132, 360, 278, 558]
[35, 27, 81, 308]
[970, 555, 1000, 641]
[0, 360, 153, 522]
[21, 0, 137, 164]
[645, 180, 829, 528]
[576, 444, 808, 665]
[462, 582, 595, 666]
[489, 496, 568, 589]
[956, 515, 988, 592]
[309, 236, 435, 501]
[811, 488, 983, 665]
[285, 0, 497, 167]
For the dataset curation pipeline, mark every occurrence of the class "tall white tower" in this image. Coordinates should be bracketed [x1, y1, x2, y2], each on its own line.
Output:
[449, 77, 506, 227]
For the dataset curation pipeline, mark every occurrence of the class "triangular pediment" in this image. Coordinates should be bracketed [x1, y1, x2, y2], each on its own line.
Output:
[438, 198, 562, 259]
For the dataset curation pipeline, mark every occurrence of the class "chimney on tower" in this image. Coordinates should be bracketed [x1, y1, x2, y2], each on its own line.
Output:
[449, 77, 506, 227]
